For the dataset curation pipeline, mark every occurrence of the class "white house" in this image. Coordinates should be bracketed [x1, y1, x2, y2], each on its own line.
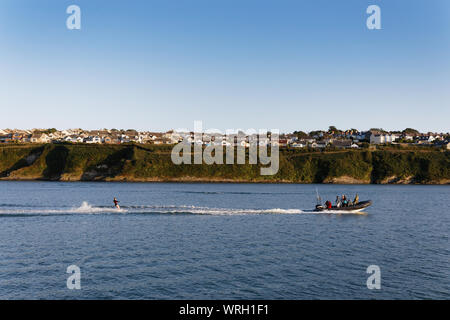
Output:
[84, 136, 102, 144]
[311, 142, 327, 148]
[291, 142, 307, 148]
[130, 135, 143, 143]
[64, 135, 78, 143]
[370, 134, 399, 144]
[30, 133, 50, 143]
[417, 135, 435, 144]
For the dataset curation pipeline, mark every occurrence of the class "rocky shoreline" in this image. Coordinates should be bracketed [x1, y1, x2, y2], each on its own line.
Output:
[1, 175, 448, 185]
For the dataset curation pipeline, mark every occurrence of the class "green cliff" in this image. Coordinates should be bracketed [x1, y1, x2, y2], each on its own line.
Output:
[0, 144, 448, 184]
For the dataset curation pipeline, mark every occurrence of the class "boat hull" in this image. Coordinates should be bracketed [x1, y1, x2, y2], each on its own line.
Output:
[314, 200, 372, 213]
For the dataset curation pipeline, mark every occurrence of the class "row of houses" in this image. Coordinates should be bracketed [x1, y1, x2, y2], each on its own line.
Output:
[368, 132, 449, 146]
[0, 128, 449, 150]
[156, 131, 362, 149]
[308, 129, 448, 146]
[0, 130, 356, 149]
[0, 129, 176, 145]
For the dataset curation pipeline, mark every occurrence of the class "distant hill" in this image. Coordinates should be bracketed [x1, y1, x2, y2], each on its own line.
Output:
[0, 144, 448, 184]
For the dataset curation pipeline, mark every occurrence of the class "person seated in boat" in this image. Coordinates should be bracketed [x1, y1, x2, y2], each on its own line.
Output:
[342, 195, 348, 207]
[325, 200, 332, 209]
[353, 194, 359, 205]
[335, 196, 341, 208]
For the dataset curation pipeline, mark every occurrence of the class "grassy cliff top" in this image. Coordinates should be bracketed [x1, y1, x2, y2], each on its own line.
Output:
[0, 143, 448, 184]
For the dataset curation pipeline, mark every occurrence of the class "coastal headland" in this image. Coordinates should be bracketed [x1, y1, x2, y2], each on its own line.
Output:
[0, 144, 448, 184]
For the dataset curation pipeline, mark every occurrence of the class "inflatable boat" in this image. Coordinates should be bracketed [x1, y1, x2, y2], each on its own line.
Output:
[314, 200, 372, 213]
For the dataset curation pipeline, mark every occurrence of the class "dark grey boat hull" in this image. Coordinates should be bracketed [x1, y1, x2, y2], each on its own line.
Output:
[315, 200, 372, 212]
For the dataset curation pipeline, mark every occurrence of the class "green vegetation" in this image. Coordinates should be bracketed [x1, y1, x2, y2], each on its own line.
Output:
[327, 126, 341, 134]
[41, 128, 58, 134]
[0, 144, 448, 184]
[402, 128, 420, 136]
[293, 130, 309, 139]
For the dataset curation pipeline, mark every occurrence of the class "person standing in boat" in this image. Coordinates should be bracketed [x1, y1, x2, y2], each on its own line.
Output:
[336, 196, 342, 208]
[353, 194, 359, 205]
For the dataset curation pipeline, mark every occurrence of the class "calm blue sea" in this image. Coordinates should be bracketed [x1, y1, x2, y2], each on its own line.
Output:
[0, 181, 448, 299]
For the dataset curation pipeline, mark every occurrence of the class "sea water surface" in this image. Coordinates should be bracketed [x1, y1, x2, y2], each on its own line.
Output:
[0, 181, 448, 299]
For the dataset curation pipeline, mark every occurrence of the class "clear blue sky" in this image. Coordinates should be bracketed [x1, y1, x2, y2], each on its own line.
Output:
[0, 0, 449, 133]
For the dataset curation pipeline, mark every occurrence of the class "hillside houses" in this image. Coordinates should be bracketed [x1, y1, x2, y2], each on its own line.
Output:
[291, 141, 308, 148]
[310, 142, 327, 149]
[0, 134, 12, 143]
[30, 133, 50, 143]
[369, 132, 399, 144]
[416, 135, 436, 144]
[0, 127, 448, 150]
[64, 135, 84, 143]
